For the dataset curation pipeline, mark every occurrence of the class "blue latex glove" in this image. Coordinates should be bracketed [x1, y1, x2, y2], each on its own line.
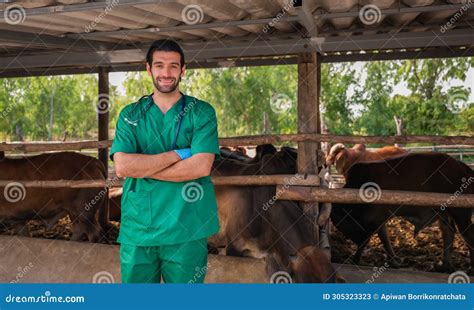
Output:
[174, 148, 192, 160]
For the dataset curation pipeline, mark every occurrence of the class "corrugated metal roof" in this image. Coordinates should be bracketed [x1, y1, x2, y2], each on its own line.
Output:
[0, 0, 472, 76]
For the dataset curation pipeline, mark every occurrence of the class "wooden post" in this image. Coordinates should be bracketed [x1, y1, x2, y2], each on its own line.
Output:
[98, 67, 109, 172]
[98, 66, 110, 229]
[297, 52, 320, 245]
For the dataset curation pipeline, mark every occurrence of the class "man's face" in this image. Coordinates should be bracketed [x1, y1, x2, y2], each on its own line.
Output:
[146, 51, 185, 94]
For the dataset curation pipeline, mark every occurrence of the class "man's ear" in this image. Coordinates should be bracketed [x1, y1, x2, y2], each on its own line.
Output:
[146, 63, 152, 77]
[181, 65, 186, 77]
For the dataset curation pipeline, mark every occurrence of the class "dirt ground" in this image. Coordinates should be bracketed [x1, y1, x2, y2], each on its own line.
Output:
[0, 216, 470, 273]
[331, 217, 470, 272]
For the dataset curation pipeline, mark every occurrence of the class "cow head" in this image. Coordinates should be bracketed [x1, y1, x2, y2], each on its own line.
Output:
[326, 143, 346, 166]
[289, 246, 340, 283]
[266, 246, 341, 283]
[255, 144, 277, 161]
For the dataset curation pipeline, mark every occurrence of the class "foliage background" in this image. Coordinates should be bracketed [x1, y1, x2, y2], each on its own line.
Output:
[0, 58, 472, 142]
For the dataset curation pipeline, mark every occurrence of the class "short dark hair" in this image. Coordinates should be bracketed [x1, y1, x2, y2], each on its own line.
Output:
[146, 39, 185, 68]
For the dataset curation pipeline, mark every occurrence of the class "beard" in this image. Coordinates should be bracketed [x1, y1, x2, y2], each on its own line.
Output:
[152, 73, 181, 94]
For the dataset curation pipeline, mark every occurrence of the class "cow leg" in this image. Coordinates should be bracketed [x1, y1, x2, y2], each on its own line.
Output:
[435, 217, 456, 273]
[42, 211, 68, 230]
[377, 225, 401, 268]
[68, 206, 101, 243]
[9, 221, 30, 237]
[70, 217, 101, 242]
[449, 210, 474, 275]
[319, 224, 331, 260]
[352, 238, 370, 265]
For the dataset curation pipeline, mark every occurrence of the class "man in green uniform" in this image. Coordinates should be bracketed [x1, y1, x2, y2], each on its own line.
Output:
[110, 39, 220, 283]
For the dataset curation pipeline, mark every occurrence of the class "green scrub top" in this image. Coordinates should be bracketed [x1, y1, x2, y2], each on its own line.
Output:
[110, 94, 221, 246]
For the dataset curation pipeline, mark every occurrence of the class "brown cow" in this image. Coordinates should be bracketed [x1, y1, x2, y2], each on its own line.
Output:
[219, 147, 250, 161]
[219, 144, 276, 164]
[267, 245, 345, 283]
[108, 187, 122, 222]
[326, 143, 407, 177]
[211, 147, 340, 282]
[331, 152, 473, 273]
[0, 151, 108, 242]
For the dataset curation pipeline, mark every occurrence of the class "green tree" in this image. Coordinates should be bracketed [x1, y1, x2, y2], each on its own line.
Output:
[320, 63, 358, 135]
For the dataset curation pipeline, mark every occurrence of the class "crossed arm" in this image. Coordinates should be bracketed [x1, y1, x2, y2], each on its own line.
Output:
[113, 151, 214, 182]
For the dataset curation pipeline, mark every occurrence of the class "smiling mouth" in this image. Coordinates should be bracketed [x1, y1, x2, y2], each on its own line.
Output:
[158, 78, 175, 85]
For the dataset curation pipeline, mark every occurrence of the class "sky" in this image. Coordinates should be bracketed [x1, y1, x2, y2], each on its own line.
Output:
[109, 63, 474, 102]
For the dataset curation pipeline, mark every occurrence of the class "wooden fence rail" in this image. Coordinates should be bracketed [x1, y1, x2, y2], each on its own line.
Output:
[0, 179, 472, 208]
[0, 175, 320, 188]
[1, 133, 473, 152]
[277, 185, 474, 208]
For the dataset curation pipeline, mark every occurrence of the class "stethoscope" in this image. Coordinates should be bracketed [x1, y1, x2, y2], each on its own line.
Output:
[143, 92, 186, 150]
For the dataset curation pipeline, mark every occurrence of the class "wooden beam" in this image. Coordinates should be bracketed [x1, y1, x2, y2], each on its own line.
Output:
[97, 66, 109, 226]
[3, 180, 472, 209]
[67, 16, 300, 39]
[314, 3, 474, 19]
[0, 133, 473, 153]
[277, 186, 474, 209]
[219, 133, 474, 146]
[0, 0, 176, 21]
[0, 175, 319, 188]
[321, 47, 474, 63]
[212, 174, 320, 186]
[294, 0, 318, 37]
[297, 52, 320, 245]
[0, 56, 299, 78]
[0, 140, 112, 152]
[1, 30, 473, 72]
[0, 29, 114, 51]
[97, 67, 109, 174]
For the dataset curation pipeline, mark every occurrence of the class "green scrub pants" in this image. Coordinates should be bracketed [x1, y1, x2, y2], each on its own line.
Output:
[120, 238, 208, 283]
